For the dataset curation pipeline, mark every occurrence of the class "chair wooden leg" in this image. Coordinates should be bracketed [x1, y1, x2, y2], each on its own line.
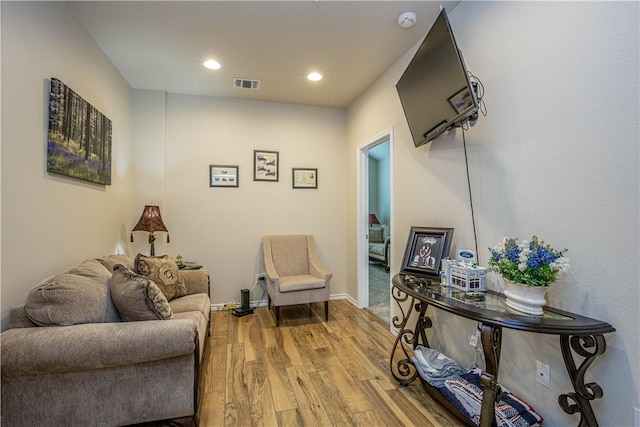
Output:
[275, 306, 280, 327]
[268, 295, 271, 309]
[324, 301, 329, 321]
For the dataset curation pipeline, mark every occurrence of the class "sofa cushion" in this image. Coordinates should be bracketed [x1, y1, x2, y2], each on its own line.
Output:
[169, 293, 210, 316]
[134, 254, 187, 301]
[279, 274, 326, 292]
[369, 242, 386, 257]
[369, 226, 384, 243]
[25, 259, 120, 326]
[110, 265, 173, 321]
[97, 254, 135, 272]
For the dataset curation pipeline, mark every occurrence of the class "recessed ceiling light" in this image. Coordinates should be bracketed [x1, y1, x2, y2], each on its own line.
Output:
[307, 72, 323, 81]
[203, 59, 221, 70]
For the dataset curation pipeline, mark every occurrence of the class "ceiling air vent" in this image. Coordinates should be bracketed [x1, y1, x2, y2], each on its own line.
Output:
[233, 78, 260, 90]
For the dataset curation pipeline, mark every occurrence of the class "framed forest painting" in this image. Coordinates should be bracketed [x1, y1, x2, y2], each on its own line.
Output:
[47, 78, 112, 185]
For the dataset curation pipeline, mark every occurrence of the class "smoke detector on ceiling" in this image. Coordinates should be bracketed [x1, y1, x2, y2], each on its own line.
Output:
[233, 78, 260, 90]
[398, 12, 417, 29]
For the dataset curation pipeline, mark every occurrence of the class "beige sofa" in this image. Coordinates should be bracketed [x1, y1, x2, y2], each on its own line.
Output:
[1, 254, 210, 426]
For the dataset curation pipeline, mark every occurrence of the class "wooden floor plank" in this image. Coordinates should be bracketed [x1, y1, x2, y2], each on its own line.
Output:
[399, 383, 463, 427]
[286, 365, 332, 426]
[224, 400, 251, 427]
[264, 345, 298, 412]
[321, 352, 375, 414]
[307, 369, 357, 426]
[279, 327, 304, 368]
[352, 409, 387, 427]
[225, 343, 248, 404]
[245, 361, 278, 427]
[206, 337, 227, 393]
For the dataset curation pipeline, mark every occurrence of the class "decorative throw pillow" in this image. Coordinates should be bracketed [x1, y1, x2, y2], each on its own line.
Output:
[110, 264, 172, 321]
[134, 254, 187, 301]
[369, 227, 384, 244]
[97, 254, 135, 272]
[25, 259, 120, 326]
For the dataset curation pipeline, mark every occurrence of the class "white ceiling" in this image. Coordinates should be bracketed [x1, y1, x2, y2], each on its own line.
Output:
[68, 1, 460, 109]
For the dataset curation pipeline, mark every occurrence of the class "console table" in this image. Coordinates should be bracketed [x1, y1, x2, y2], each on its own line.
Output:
[390, 274, 615, 427]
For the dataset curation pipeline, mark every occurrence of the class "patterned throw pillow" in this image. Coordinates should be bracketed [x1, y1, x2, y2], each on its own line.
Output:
[369, 227, 384, 244]
[134, 254, 187, 301]
[110, 264, 172, 321]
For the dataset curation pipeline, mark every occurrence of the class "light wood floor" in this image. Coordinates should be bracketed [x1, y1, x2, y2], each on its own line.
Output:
[196, 299, 460, 427]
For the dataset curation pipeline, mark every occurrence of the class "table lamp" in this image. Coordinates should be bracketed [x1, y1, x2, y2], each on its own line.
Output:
[130, 205, 169, 256]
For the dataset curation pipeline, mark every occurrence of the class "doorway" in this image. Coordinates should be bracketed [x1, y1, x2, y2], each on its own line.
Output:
[357, 129, 393, 327]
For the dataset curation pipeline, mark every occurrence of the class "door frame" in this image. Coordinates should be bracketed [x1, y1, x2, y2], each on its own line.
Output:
[357, 128, 394, 315]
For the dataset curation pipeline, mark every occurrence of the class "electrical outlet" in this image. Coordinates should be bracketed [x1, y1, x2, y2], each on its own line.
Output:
[469, 329, 480, 347]
[536, 361, 550, 388]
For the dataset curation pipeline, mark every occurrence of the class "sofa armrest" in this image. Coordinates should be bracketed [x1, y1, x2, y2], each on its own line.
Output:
[1, 319, 197, 377]
[179, 269, 210, 296]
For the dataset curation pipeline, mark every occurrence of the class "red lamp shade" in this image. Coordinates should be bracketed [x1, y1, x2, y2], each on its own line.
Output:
[369, 213, 380, 225]
[131, 205, 169, 256]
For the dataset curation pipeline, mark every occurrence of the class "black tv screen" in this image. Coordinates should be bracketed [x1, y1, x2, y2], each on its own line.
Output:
[396, 9, 478, 147]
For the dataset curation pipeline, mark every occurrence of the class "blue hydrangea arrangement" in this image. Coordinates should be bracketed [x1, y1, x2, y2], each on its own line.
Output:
[488, 236, 570, 287]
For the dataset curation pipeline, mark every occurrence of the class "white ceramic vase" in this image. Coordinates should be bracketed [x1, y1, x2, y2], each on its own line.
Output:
[503, 278, 548, 315]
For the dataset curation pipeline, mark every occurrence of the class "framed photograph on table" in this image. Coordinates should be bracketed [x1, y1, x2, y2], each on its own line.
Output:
[210, 165, 239, 187]
[253, 150, 279, 182]
[400, 226, 454, 278]
[292, 168, 317, 189]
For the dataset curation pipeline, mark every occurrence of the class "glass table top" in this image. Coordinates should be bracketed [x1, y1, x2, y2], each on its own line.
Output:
[393, 273, 615, 335]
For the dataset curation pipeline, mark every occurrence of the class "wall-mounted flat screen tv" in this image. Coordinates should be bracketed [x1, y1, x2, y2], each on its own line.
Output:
[396, 9, 478, 148]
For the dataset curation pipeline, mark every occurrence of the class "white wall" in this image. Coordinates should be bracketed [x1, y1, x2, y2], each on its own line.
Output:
[368, 156, 379, 217]
[376, 149, 391, 225]
[347, 1, 639, 425]
[132, 91, 347, 306]
[367, 143, 391, 227]
[0, 2, 134, 329]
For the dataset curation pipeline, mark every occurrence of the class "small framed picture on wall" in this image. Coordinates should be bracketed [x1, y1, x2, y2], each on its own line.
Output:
[210, 165, 239, 187]
[292, 168, 318, 189]
[254, 150, 279, 182]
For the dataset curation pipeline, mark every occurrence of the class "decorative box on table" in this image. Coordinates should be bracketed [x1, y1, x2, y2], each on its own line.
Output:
[444, 249, 487, 292]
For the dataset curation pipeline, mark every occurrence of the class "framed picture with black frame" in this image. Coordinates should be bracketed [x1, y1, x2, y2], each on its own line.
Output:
[400, 226, 454, 279]
[292, 168, 317, 189]
[253, 150, 279, 182]
[209, 165, 238, 187]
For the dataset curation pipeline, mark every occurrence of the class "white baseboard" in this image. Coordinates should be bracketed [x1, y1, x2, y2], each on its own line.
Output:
[211, 293, 351, 312]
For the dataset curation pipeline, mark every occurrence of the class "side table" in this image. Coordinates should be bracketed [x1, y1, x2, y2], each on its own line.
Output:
[390, 273, 615, 427]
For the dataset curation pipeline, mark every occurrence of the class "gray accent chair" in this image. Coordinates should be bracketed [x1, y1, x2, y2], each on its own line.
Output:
[368, 224, 390, 271]
[262, 235, 332, 327]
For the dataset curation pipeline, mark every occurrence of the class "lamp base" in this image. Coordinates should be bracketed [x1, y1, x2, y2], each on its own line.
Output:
[231, 307, 254, 317]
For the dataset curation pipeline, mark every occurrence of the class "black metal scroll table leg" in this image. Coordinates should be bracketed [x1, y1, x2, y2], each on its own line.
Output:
[389, 286, 432, 386]
[559, 335, 607, 427]
[389, 287, 419, 386]
[479, 324, 502, 427]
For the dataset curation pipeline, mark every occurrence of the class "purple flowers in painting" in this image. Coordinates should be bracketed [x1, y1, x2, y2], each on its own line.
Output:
[47, 78, 112, 185]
